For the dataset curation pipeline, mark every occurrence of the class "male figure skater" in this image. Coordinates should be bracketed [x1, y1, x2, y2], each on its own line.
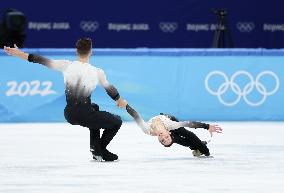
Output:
[4, 38, 127, 162]
[125, 104, 222, 157]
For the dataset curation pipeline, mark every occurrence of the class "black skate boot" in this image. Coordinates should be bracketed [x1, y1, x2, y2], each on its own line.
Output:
[192, 141, 210, 157]
[201, 141, 210, 156]
[102, 149, 118, 162]
[192, 149, 202, 157]
[90, 144, 103, 162]
[201, 141, 207, 145]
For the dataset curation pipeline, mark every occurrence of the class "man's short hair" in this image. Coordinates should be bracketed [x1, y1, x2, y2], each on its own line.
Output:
[76, 37, 92, 56]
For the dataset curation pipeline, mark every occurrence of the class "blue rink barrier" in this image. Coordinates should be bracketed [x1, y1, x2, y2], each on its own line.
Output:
[0, 49, 284, 122]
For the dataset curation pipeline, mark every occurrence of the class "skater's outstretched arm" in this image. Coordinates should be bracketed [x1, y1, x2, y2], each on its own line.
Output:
[97, 68, 127, 108]
[168, 120, 222, 137]
[4, 44, 69, 71]
[160, 113, 210, 130]
[166, 120, 209, 130]
[126, 104, 150, 135]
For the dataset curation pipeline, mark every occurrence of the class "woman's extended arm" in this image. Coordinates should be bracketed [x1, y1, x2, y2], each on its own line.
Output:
[126, 104, 150, 135]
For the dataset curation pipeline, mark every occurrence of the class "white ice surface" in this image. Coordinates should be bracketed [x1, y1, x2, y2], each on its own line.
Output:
[0, 122, 284, 193]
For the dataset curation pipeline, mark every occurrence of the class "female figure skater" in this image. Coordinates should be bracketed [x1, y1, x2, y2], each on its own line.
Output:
[125, 104, 222, 156]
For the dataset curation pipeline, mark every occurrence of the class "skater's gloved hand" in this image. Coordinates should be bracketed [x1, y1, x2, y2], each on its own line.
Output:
[208, 125, 223, 137]
[116, 98, 128, 108]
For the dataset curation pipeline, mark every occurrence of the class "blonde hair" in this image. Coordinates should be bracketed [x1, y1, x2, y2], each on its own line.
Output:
[149, 120, 166, 135]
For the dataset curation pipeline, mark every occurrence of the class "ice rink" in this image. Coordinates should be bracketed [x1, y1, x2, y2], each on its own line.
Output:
[0, 122, 284, 193]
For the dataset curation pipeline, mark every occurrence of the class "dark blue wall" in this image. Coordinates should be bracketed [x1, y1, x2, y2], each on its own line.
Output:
[1, 0, 283, 48]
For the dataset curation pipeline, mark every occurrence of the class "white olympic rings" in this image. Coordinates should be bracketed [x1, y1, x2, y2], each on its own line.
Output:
[205, 71, 279, 106]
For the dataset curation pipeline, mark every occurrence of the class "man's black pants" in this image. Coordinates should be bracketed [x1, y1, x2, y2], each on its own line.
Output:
[64, 103, 122, 152]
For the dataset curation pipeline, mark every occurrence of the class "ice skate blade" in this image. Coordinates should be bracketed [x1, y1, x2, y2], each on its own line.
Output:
[104, 159, 119, 162]
[90, 158, 120, 162]
[195, 155, 214, 159]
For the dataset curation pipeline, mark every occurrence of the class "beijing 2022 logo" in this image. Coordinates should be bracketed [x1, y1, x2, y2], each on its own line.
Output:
[205, 71, 280, 106]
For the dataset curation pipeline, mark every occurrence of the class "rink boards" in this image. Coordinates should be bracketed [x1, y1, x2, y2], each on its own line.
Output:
[0, 49, 284, 122]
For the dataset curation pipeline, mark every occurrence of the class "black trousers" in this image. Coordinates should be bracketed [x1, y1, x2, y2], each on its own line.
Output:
[64, 103, 122, 150]
[171, 128, 210, 156]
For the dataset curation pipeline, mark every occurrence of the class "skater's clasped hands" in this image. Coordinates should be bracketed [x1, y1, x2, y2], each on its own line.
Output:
[116, 98, 128, 108]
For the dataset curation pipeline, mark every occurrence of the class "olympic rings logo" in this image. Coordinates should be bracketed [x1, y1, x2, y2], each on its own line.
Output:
[80, 21, 99, 32]
[205, 71, 280, 106]
[159, 22, 178, 33]
[236, 22, 255, 33]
